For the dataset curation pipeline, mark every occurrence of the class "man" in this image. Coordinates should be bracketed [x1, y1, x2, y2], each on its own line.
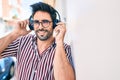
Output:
[0, 2, 75, 80]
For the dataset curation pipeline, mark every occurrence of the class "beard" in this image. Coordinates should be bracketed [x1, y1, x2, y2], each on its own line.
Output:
[35, 28, 53, 41]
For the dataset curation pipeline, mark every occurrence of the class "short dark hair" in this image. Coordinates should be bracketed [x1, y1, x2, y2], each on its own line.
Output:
[30, 2, 56, 21]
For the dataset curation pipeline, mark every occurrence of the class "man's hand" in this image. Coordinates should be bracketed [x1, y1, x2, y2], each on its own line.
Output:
[0, 19, 31, 54]
[53, 22, 66, 44]
[12, 19, 31, 36]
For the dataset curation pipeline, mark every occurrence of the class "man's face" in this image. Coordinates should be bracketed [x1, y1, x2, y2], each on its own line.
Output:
[33, 11, 53, 41]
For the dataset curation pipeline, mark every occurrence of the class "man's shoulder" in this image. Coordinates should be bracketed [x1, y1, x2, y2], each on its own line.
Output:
[19, 34, 35, 41]
[23, 34, 34, 38]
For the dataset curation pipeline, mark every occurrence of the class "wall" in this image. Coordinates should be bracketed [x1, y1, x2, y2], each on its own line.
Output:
[66, 0, 120, 80]
[0, 0, 2, 17]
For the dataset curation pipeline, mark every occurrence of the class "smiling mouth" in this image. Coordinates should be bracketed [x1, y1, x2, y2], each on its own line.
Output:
[38, 31, 45, 35]
[39, 30, 49, 36]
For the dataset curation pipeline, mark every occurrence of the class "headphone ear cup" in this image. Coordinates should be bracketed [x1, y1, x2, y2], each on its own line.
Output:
[29, 16, 34, 30]
[53, 19, 60, 29]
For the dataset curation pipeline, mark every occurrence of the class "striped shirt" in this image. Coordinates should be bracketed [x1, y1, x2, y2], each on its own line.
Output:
[1, 34, 73, 80]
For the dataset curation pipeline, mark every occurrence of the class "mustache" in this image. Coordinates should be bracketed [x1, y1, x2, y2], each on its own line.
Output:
[36, 29, 48, 33]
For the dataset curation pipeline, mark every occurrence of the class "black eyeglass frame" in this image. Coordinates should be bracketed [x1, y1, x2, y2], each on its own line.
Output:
[32, 20, 52, 28]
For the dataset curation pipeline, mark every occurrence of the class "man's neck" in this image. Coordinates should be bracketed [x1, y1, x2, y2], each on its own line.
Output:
[37, 37, 54, 54]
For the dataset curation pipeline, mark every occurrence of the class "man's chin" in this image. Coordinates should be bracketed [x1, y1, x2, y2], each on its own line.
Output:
[37, 35, 48, 41]
[38, 37, 48, 41]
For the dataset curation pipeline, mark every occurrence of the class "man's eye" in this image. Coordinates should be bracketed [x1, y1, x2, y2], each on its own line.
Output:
[42, 20, 49, 23]
[34, 20, 39, 23]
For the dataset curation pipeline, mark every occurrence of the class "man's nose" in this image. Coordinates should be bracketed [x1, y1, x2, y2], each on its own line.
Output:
[38, 22, 44, 28]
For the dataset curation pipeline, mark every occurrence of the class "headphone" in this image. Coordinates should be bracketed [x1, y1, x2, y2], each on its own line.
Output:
[29, 10, 61, 30]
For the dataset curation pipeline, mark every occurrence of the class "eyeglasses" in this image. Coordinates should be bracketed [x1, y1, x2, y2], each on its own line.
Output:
[32, 20, 52, 28]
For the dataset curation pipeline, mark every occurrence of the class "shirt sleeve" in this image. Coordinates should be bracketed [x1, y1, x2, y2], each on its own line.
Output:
[1, 37, 21, 58]
[64, 44, 74, 69]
